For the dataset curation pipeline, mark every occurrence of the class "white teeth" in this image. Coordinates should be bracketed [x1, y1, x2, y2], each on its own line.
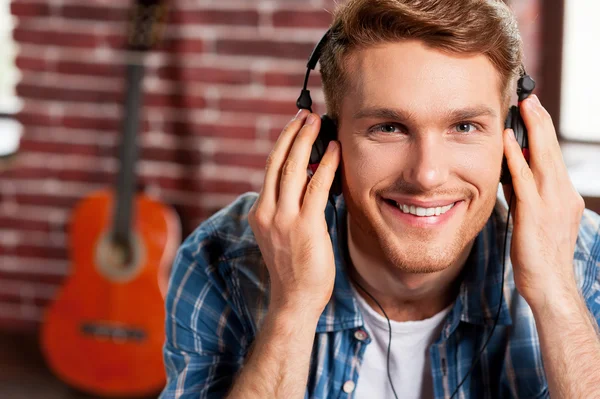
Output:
[395, 202, 456, 217]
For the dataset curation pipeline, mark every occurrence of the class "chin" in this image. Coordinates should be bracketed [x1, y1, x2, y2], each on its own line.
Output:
[378, 231, 469, 274]
[345, 190, 495, 275]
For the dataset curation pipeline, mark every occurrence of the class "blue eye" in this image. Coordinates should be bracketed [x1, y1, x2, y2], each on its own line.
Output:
[370, 123, 403, 134]
[455, 123, 477, 133]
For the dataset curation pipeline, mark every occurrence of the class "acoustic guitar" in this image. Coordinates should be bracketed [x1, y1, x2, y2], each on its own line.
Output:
[40, 1, 180, 396]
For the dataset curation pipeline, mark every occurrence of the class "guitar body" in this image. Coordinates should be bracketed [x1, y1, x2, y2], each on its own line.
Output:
[41, 190, 180, 397]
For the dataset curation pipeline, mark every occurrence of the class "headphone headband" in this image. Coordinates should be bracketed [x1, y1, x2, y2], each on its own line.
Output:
[297, 29, 533, 110]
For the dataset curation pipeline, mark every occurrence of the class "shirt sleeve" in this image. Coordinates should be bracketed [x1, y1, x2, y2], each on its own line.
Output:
[159, 233, 247, 399]
[579, 209, 600, 326]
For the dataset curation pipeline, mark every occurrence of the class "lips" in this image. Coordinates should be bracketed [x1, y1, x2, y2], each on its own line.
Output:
[380, 195, 463, 227]
[384, 199, 456, 217]
[382, 195, 460, 209]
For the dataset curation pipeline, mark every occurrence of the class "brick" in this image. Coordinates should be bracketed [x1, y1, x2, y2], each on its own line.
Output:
[219, 97, 297, 116]
[160, 38, 205, 54]
[169, 9, 260, 26]
[0, 245, 67, 261]
[171, 203, 207, 234]
[272, 10, 332, 28]
[16, 109, 60, 128]
[216, 39, 315, 60]
[152, 176, 254, 194]
[9, 167, 111, 185]
[17, 84, 122, 104]
[140, 146, 201, 165]
[15, 193, 83, 209]
[198, 179, 254, 194]
[0, 216, 52, 233]
[0, 291, 51, 308]
[61, 5, 128, 22]
[62, 115, 120, 131]
[13, 27, 99, 48]
[10, 2, 51, 17]
[264, 70, 322, 87]
[15, 55, 49, 73]
[157, 66, 253, 85]
[104, 33, 128, 50]
[162, 121, 256, 139]
[0, 316, 40, 332]
[18, 138, 101, 157]
[56, 61, 125, 77]
[144, 92, 206, 109]
[0, 271, 64, 286]
[212, 152, 267, 169]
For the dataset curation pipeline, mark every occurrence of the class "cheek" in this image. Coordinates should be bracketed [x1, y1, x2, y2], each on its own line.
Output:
[453, 141, 504, 196]
[341, 141, 399, 191]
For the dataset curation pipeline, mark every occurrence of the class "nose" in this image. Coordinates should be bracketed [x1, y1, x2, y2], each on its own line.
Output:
[402, 134, 449, 191]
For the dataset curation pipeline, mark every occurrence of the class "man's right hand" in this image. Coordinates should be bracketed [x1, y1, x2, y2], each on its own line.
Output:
[248, 109, 341, 317]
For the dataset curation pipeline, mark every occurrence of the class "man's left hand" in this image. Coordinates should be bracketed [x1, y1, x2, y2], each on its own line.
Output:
[502, 94, 585, 311]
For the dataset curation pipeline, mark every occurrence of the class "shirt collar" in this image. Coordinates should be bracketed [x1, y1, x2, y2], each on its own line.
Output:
[316, 196, 513, 334]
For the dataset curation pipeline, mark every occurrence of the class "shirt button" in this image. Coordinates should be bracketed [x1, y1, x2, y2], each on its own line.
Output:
[343, 380, 355, 393]
[354, 329, 368, 341]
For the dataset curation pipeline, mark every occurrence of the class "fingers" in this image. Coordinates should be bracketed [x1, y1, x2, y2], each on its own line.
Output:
[520, 95, 567, 184]
[259, 109, 310, 209]
[503, 128, 540, 203]
[302, 140, 341, 217]
[278, 114, 323, 214]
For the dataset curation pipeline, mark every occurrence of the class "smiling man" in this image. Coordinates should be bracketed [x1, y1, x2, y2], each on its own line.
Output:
[160, 1, 600, 398]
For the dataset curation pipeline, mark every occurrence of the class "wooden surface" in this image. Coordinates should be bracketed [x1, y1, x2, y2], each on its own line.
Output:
[0, 331, 157, 399]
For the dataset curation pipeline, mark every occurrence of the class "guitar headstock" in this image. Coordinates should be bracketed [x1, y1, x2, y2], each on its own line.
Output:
[127, 0, 168, 52]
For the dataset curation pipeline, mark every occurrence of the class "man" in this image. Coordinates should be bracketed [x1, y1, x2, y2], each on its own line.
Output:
[160, 0, 600, 398]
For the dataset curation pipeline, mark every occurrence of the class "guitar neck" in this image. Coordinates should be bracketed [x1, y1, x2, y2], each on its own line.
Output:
[112, 58, 145, 244]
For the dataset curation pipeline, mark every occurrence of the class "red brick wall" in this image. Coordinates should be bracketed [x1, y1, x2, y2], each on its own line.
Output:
[0, 0, 540, 332]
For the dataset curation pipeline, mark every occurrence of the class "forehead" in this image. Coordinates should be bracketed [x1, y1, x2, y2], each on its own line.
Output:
[342, 40, 504, 117]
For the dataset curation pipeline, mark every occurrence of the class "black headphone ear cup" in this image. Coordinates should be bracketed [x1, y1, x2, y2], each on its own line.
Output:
[500, 106, 521, 185]
[500, 105, 530, 185]
[309, 115, 336, 164]
[309, 115, 342, 196]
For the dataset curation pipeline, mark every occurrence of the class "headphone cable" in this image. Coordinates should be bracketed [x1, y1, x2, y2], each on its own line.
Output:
[330, 195, 400, 399]
[449, 188, 513, 398]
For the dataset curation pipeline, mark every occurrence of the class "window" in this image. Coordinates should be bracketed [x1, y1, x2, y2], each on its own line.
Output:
[0, 0, 22, 157]
[560, 0, 600, 142]
[0, 0, 19, 114]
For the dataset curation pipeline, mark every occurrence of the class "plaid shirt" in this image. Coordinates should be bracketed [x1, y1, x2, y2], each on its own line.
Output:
[160, 192, 600, 399]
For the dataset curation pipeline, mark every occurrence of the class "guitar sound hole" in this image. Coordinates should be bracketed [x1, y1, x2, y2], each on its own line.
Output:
[110, 236, 134, 267]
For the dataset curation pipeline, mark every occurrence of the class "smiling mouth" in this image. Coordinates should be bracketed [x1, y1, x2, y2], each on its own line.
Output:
[383, 199, 457, 217]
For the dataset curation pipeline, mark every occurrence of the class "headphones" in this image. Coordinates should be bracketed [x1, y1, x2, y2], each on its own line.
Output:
[296, 29, 536, 195]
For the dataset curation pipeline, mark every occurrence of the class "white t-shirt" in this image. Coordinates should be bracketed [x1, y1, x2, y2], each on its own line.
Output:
[352, 286, 452, 399]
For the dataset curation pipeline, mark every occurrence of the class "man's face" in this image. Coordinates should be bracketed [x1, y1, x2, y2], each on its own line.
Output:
[339, 40, 505, 274]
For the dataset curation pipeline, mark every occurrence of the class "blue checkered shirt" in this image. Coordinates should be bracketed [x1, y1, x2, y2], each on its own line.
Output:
[160, 192, 600, 399]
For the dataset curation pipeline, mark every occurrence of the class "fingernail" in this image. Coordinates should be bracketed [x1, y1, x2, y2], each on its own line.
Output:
[526, 95, 539, 110]
[327, 140, 338, 152]
[294, 109, 308, 120]
[507, 129, 516, 141]
[305, 114, 317, 125]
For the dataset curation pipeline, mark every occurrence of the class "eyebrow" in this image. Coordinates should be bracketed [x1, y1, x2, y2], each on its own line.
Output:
[353, 105, 498, 122]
